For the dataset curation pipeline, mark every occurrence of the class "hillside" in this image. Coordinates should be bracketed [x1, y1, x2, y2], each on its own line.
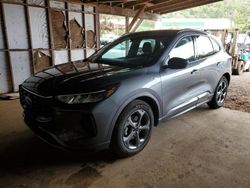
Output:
[163, 0, 250, 31]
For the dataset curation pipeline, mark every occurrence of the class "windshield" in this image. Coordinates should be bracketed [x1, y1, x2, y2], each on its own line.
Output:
[95, 36, 171, 67]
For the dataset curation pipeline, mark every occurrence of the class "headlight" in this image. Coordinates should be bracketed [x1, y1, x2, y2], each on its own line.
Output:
[56, 86, 118, 104]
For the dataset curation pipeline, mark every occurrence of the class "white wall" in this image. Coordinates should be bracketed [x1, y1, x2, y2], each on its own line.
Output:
[0, 1, 97, 93]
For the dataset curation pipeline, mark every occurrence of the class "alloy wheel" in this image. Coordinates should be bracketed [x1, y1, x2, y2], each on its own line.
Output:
[216, 79, 227, 105]
[122, 109, 151, 150]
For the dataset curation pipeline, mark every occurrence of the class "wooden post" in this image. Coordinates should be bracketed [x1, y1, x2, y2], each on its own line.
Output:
[131, 18, 143, 32]
[125, 16, 129, 34]
[24, 0, 35, 74]
[46, 0, 55, 66]
[0, 2, 14, 92]
[128, 5, 145, 32]
[82, 5, 91, 70]
[65, 2, 72, 63]
[94, 6, 100, 50]
[93, 6, 101, 69]
[65, 2, 78, 71]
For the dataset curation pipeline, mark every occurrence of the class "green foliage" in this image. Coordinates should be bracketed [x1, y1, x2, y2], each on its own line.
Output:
[163, 0, 250, 31]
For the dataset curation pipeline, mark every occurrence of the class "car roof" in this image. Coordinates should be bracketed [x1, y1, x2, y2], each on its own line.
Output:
[122, 29, 208, 38]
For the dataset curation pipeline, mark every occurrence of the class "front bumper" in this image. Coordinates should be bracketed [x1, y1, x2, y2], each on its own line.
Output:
[20, 86, 117, 151]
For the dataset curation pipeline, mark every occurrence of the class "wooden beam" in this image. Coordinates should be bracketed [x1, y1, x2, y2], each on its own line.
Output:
[158, 0, 222, 14]
[24, 0, 35, 74]
[128, 5, 145, 32]
[82, 5, 91, 70]
[112, 0, 137, 7]
[123, 0, 152, 8]
[0, 48, 98, 52]
[125, 16, 129, 33]
[94, 6, 100, 50]
[131, 18, 144, 32]
[0, 0, 97, 14]
[94, 6, 101, 69]
[145, 0, 182, 12]
[97, 4, 159, 21]
[81, 4, 87, 60]
[46, 0, 55, 66]
[0, 2, 14, 92]
[153, 0, 215, 13]
[65, 3, 71, 63]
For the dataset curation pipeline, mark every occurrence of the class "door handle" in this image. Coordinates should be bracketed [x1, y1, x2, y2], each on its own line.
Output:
[191, 69, 198, 74]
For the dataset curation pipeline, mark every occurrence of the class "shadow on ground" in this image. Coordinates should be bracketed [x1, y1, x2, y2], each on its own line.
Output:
[0, 130, 116, 175]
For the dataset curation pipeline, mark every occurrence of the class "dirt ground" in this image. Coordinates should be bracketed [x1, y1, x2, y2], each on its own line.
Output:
[1, 100, 250, 188]
[225, 72, 250, 113]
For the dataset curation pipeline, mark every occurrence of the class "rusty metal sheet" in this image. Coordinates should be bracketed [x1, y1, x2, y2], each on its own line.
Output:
[86, 30, 95, 48]
[33, 50, 51, 73]
[70, 19, 84, 48]
[51, 10, 67, 49]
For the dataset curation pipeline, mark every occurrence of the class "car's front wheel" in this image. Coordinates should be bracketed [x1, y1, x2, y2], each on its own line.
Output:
[111, 100, 154, 157]
[207, 76, 228, 109]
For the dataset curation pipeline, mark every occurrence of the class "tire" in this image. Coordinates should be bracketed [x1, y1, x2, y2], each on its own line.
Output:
[207, 76, 228, 109]
[234, 61, 244, 75]
[110, 100, 154, 157]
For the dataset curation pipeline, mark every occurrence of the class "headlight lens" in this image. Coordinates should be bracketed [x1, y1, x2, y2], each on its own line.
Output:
[56, 86, 118, 104]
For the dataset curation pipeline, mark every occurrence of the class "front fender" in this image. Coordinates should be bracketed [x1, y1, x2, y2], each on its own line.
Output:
[106, 89, 162, 142]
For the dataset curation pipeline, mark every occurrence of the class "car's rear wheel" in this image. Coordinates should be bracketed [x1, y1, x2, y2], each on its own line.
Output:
[207, 76, 228, 109]
[111, 100, 154, 157]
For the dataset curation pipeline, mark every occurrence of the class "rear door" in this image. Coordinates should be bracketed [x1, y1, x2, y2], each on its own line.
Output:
[160, 35, 201, 119]
[194, 35, 223, 105]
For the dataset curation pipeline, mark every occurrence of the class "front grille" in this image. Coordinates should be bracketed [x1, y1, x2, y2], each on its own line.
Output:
[20, 85, 97, 148]
[19, 86, 53, 116]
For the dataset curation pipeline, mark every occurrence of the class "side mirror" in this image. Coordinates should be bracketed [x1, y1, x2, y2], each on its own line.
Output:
[166, 57, 188, 69]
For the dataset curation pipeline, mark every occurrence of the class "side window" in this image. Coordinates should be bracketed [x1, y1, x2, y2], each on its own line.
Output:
[169, 36, 195, 61]
[210, 38, 221, 53]
[196, 35, 214, 58]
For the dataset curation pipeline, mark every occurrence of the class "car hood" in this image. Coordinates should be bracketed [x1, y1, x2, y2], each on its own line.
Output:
[21, 62, 141, 96]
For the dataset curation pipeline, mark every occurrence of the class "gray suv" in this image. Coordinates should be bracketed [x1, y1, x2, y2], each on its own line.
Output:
[20, 29, 231, 157]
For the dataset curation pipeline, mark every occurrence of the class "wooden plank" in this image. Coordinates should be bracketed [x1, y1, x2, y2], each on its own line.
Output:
[46, 0, 55, 65]
[65, 2, 72, 63]
[24, 0, 35, 74]
[0, 0, 97, 14]
[93, 6, 101, 69]
[125, 16, 129, 33]
[131, 18, 143, 32]
[81, 4, 87, 60]
[0, 48, 98, 51]
[94, 6, 100, 50]
[128, 5, 145, 32]
[158, 0, 222, 14]
[123, 0, 152, 8]
[154, 0, 196, 13]
[145, 0, 182, 12]
[112, 0, 137, 7]
[98, 4, 159, 21]
[0, 2, 14, 92]
[0, 3, 11, 93]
